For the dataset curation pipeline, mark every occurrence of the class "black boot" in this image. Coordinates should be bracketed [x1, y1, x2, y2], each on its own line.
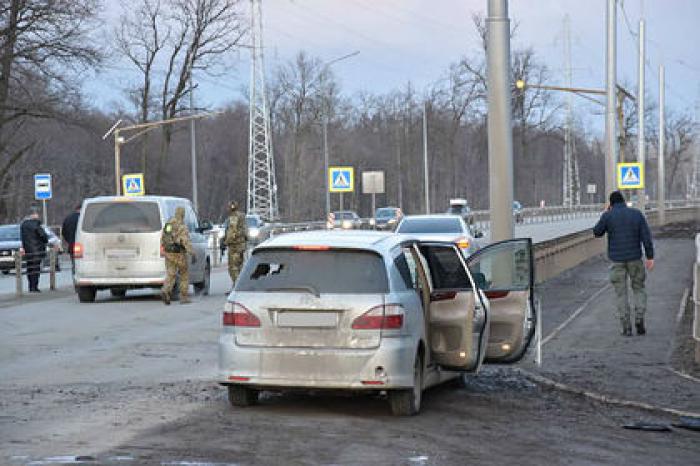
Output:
[621, 319, 632, 337]
[635, 319, 646, 335]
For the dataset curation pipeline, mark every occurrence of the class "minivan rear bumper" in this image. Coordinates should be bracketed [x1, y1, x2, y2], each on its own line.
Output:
[75, 277, 164, 288]
[218, 334, 416, 389]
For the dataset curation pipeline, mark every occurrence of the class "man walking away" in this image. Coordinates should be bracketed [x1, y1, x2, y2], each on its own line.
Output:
[62, 203, 81, 274]
[224, 201, 247, 293]
[160, 207, 193, 305]
[20, 206, 49, 293]
[593, 191, 655, 336]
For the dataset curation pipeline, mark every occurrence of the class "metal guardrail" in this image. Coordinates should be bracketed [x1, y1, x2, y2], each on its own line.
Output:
[12, 249, 59, 297]
[694, 234, 700, 364]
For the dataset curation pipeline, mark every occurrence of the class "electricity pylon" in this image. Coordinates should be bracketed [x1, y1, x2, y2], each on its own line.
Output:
[247, 0, 278, 221]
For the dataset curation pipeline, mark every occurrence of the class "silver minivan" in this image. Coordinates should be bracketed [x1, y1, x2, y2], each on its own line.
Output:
[74, 196, 211, 302]
[218, 231, 535, 415]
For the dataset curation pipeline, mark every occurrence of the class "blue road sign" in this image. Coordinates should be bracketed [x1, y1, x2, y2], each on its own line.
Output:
[122, 173, 145, 196]
[329, 166, 354, 193]
[617, 163, 644, 190]
[34, 173, 52, 200]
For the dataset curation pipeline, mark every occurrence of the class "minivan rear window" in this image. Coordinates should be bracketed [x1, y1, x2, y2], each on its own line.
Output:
[236, 249, 389, 294]
[82, 202, 161, 233]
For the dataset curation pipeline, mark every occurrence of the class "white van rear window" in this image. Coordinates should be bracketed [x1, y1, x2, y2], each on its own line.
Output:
[82, 202, 161, 233]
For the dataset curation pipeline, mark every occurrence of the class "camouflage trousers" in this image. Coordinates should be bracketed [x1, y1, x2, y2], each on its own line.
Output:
[609, 260, 646, 325]
[163, 252, 189, 299]
[228, 247, 245, 286]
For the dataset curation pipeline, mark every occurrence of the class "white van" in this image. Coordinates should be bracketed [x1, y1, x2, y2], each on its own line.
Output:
[74, 196, 212, 302]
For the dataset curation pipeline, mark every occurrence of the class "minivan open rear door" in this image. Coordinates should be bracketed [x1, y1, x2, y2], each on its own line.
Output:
[465, 238, 535, 363]
[417, 243, 489, 372]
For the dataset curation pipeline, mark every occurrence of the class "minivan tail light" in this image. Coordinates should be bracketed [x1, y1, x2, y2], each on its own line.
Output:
[72, 242, 84, 259]
[223, 302, 261, 327]
[352, 304, 404, 330]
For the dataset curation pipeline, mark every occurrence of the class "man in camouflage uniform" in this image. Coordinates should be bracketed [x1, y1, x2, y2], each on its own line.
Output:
[161, 207, 194, 305]
[224, 201, 247, 290]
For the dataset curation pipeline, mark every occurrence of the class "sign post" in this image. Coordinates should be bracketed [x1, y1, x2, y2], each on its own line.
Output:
[362, 171, 385, 223]
[34, 173, 52, 225]
[329, 166, 354, 212]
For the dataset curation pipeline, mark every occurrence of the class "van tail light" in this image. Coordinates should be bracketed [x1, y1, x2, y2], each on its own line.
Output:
[72, 242, 84, 259]
[352, 304, 404, 330]
[223, 302, 261, 327]
[160, 244, 165, 257]
[455, 237, 470, 249]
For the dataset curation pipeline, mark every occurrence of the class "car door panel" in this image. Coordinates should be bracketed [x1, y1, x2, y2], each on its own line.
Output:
[466, 238, 535, 364]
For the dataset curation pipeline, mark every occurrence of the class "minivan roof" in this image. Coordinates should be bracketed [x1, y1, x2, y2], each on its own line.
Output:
[83, 195, 190, 204]
[257, 230, 411, 254]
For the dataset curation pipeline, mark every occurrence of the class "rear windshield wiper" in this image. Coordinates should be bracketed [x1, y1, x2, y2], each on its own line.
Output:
[266, 286, 320, 297]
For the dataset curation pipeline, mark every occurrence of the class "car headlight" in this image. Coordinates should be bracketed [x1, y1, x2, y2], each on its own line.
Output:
[342, 220, 353, 229]
[388, 218, 397, 224]
[248, 227, 260, 238]
[369, 218, 376, 226]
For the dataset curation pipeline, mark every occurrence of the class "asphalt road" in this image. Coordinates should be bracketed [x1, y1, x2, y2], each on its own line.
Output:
[3, 219, 699, 465]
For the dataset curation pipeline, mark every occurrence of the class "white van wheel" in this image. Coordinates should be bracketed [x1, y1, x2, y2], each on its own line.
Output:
[194, 262, 210, 296]
[389, 355, 422, 416]
[77, 286, 96, 303]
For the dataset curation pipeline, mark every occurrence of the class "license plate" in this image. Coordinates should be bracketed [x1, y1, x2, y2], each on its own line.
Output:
[105, 248, 138, 259]
[276, 311, 338, 328]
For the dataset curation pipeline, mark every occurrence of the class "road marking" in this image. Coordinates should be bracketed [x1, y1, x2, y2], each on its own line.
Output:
[666, 367, 700, 385]
[516, 368, 700, 419]
[542, 284, 611, 346]
[676, 287, 689, 324]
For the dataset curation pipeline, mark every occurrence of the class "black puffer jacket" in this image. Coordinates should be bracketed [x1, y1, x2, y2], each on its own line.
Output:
[593, 203, 654, 262]
[20, 218, 48, 255]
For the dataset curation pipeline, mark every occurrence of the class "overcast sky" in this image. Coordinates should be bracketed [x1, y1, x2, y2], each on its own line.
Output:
[89, 0, 700, 128]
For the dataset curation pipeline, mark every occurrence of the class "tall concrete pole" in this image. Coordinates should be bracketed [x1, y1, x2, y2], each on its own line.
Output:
[423, 101, 430, 214]
[637, 19, 646, 211]
[114, 129, 121, 195]
[605, 0, 618, 198]
[189, 73, 198, 213]
[486, 0, 514, 241]
[658, 65, 666, 224]
[323, 116, 330, 218]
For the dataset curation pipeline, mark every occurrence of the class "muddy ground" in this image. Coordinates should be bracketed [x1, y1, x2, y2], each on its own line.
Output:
[1, 230, 699, 466]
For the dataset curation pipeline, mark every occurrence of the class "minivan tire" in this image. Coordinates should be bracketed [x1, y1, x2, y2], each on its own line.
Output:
[389, 355, 423, 416]
[77, 286, 96, 303]
[194, 262, 210, 296]
[227, 385, 259, 407]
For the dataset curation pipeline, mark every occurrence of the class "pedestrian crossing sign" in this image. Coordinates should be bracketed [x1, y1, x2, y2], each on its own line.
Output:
[122, 173, 145, 196]
[617, 163, 644, 190]
[329, 166, 354, 192]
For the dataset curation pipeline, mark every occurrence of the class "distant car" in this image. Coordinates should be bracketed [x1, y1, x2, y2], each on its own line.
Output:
[446, 198, 475, 225]
[219, 214, 270, 253]
[332, 211, 362, 230]
[374, 207, 403, 231]
[513, 201, 524, 224]
[0, 224, 62, 274]
[395, 214, 481, 257]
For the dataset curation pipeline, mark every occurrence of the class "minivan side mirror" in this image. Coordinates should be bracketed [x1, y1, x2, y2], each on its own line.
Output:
[198, 219, 213, 232]
[474, 230, 484, 239]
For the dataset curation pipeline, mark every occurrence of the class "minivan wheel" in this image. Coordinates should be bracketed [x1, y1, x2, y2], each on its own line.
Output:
[110, 288, 127, 298]
[227, 385, 259, 407]
[194, 262, 210, 296]
[389, 355, 423, 416]
[77, 286, 96, 303]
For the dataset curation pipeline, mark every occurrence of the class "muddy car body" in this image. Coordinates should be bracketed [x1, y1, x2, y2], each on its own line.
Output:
[218, 230, 535, 415]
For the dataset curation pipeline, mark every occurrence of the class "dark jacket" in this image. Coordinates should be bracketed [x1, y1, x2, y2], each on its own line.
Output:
[593, 203, 654, 262]
[62, 211, 80, 245]
[20, 218, 49, 255]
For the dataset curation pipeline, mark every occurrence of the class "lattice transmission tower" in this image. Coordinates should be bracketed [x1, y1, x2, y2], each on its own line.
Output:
[247, 0, 278, 221]
[562, 15, 580, 207]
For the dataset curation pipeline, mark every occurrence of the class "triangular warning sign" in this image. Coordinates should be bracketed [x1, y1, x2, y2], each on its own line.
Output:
[334, 172, 350, 188]
[622, 167, 639, 184]
[127, 179, 140, 192]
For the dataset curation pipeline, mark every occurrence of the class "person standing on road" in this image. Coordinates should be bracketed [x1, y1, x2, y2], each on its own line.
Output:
[61, 203, 81, 274]
[593, 191, 655, 337]
[160, 207, 193, 305]
[224, 201, 247, 292]
[20, 206, 49, 293]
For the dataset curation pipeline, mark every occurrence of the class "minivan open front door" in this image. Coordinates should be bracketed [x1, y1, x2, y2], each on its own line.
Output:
[465, 238, 535, 363]
[418, 243, 489, 372]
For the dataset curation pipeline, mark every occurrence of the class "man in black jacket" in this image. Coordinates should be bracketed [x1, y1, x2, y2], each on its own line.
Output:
[20, 207, 49, 292]
[62, 204, 81, 274]
[593, 191, 655, 336]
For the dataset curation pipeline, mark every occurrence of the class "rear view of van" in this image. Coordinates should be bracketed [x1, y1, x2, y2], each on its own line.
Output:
[74, 196, 210, 302]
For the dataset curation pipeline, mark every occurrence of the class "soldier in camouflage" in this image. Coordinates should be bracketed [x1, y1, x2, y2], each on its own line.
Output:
[161, 206, 193, 305]
[224, 201, 247, 290]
